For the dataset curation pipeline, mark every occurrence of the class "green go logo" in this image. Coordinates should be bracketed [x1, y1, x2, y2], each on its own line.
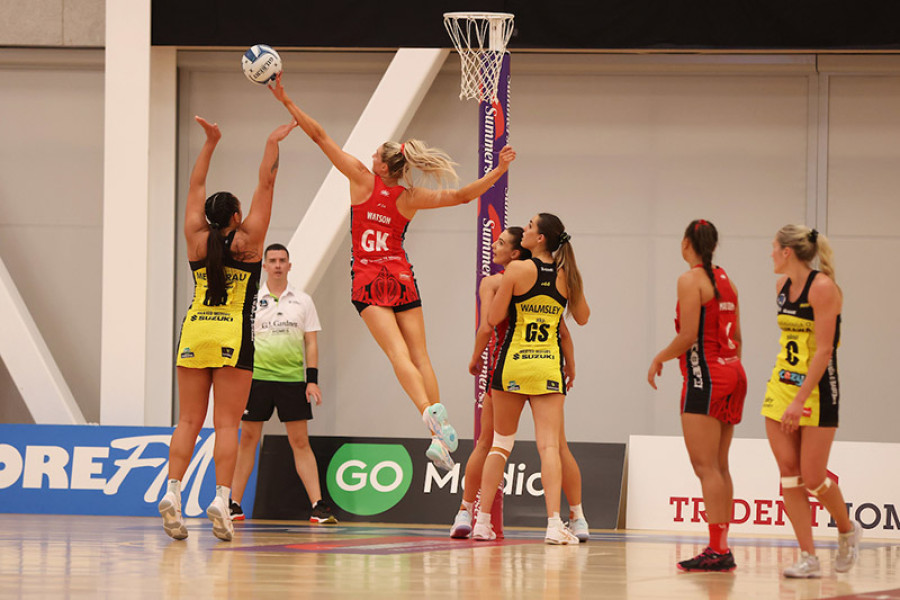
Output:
[326, 444, 413, 516]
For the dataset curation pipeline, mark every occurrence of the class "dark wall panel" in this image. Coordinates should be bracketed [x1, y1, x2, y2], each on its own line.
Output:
[153, 1, 900, 50]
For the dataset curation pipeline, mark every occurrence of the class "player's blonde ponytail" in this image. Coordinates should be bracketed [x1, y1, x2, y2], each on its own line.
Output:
[776, 224, 836, 282]
[382, 140, 458, 189]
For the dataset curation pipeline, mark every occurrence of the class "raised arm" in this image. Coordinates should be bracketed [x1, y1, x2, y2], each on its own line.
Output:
[269, 73, 370, 189]
[239, 120, 298, 249]
[403, 146, 516, 211]
[647, 271, 702, 389]
[184, 116, 221, 242]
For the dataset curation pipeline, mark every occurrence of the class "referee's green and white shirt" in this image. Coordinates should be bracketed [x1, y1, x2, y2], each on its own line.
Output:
[252, 282, 321, 382]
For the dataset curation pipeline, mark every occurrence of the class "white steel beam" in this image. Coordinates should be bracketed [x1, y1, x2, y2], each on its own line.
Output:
[0, 256, 85, 424]
[100, 0, 151, 425]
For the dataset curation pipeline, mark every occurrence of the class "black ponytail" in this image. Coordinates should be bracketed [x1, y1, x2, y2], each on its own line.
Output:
[203, 192, 240, 306]
[684, 219, 719, 299]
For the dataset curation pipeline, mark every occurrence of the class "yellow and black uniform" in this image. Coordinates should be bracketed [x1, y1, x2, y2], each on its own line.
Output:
[761, 270, 841, 427]
[491, 258, 567, 396]
[176, 241, 261, 371]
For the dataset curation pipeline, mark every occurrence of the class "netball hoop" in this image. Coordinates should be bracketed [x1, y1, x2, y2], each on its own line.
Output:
[443, 12, 515, 103]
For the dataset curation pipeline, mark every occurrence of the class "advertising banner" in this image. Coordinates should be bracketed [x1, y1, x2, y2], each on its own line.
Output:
[627, 435, 900, 539]
[472, 54, 511, 437]
[253, 435, 625, 529]
[0, 424, 258, 518]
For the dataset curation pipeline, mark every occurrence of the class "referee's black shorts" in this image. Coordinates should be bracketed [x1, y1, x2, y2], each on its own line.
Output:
[242, 380, 312, 422]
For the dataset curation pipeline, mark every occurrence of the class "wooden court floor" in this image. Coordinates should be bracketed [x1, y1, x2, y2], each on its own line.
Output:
[1, 514, 897, 599]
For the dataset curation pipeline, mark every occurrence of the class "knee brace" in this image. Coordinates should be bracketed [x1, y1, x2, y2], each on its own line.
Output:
[781, 476, 804, 493]
[807, 477, 832, 498]
[488, 432, 515, 459]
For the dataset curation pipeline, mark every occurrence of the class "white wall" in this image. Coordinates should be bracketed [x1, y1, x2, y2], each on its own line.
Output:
[0, 49, 105, 423]
[2, 48, 899, 445]
[170, 51, 900, 444]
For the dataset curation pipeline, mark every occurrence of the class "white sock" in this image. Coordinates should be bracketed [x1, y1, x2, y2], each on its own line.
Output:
[476, 511, 491, 527]
[216, 485, 231, 503]
[570, 504, 584, 520]
[461, 500, 474, 514]
[167, 479, 182, 497]
[548, 514, 563, 528]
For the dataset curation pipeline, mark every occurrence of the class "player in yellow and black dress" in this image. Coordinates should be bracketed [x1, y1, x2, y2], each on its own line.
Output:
[177, 237, 260, 371]
[763, 224, 861, 578]
[492, 258, 567, 395]
[158, 115, 296, 543]
[472, 213, 590, 545]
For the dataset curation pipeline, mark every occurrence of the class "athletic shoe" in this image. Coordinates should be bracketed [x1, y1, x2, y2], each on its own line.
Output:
[545, 522, 579, 545]
[229, 500, 245, 521]
[423, 403, 459, 452]
[834, 521, 862, 573]
[676, 547, 736, 572]
[310, 501, 338, 524]
[472, 520, 496, 541]
[567, 517, 590, 543]
[783, 551, 821, 578]
[426, 438, 456, 472]
[158, 491, 188, 540]
[450, 509, 473, 539]
[206, 496, 234, 542]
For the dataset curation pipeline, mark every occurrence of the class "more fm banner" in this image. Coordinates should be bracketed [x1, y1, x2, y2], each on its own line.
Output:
[627, 435, 900, 539]
[0, 424, 259, 518]
[253, 435, 626, 529]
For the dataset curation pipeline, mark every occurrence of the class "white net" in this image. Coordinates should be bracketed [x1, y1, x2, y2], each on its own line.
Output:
[443, 12, 515, 103]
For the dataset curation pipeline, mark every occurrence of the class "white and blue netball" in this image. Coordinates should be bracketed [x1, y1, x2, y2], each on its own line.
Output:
[241, 44, 282, 85]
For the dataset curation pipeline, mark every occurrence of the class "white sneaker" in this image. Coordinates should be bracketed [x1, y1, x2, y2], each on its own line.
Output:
[567, 517, 590, 543]
[423, 403, 458, 452]
[450, 509, 473, 539]
[472, 520, 496, 541]
[545, 522, 579, 545]
[158, 491, 188, 540]
[783, 551, 821, 578]
[835, 521, 862, 573]
[425, 438, 455, 472]
[206, 496, 234, 541]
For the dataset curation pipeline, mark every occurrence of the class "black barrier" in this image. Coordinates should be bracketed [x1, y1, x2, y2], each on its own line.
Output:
[152, 1, 900, 51]
[253, 435, 625, 529]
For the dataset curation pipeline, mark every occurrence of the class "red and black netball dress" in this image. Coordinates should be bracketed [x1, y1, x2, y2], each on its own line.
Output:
[676, 266, 747, 424]
[350, 175, 421, 310]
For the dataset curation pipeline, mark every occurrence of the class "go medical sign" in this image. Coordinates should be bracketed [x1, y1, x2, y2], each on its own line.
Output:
[326, 443, 413, 515]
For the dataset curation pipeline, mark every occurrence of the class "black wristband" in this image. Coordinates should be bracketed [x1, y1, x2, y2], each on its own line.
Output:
[306, 367, 318, 384]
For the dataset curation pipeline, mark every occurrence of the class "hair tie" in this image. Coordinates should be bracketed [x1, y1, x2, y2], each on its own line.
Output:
[808, 229, 819, 244]
[207, 219, 220, 230]
[694, 219, 708, 231]
[399, 142, 406, 157]
[559, 232, 571, 245]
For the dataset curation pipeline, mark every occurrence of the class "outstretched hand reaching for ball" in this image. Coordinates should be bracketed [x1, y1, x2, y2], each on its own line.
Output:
[194, 116, 221, 143]
[268, 72, 287, 103]
[269, 120, 299, 142]
[497, 145, 516, 170]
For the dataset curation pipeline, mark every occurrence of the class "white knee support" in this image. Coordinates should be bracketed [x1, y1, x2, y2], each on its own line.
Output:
[488, 432, 515, 459]
[807, 478, 832, 498]
[781, 476, 804, 492]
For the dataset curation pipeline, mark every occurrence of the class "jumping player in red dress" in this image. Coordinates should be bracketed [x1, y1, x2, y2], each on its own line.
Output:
[648, 219, 747, 572]
[269, 73, 515, 470]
